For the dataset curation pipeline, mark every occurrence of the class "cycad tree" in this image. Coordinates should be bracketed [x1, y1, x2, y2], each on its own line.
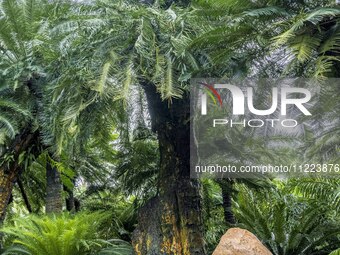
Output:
[234, 187, 340, 255]
[0, 0, 55, 221]
[50, 0, 210, 253]
[274, 2, 340, 213]
[272, 4, 340, 77]
[0, 0, 116, 218]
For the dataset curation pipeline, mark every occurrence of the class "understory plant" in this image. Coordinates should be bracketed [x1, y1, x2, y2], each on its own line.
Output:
[1, 212, 132, 255]
[234, 186, 340, 255]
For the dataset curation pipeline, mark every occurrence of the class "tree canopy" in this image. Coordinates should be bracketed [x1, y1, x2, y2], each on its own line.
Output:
[0, 0, 339, 255]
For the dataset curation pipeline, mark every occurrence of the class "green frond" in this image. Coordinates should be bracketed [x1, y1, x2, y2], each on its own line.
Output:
[135, 17, 156, 64]
[153, 47, 165, 82]
[97, 240, 133, 255]
[272, 17, 306, 47]
[159, 56, 182, 100]
[2, 213, 131, 255]
[290, 178, 340, 211]
[1, 0, 25, 36]
[290, 34, 321, 62]
[2, 246, 32, 255]
[49, 158, 76, 191]
[121, 59, 133, 103]
[234, 187, 340, 255]
[194, 0, 255, 13]
[0, 99, 31, 117]
[164, 56, 174, 99]
[243, 6, 290, 18]
[96, 61, 111, 94]
[329, 249, 340, 255]
[0, 115, 16, 138]
[305, 8, 340, 25]
[314, 56, 339, 77]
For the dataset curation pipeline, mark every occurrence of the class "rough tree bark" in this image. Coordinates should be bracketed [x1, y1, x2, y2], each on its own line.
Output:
[65, 184, 75, 212]
[221, 184, 235, 225]
[132, 82, 206, 255]
[0, 129, 38, 222]
[45, 162, 63, 213]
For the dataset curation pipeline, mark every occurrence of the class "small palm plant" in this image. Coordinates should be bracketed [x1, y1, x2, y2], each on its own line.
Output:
[1, 212, 132, 255]
[234, 186, 340, 255]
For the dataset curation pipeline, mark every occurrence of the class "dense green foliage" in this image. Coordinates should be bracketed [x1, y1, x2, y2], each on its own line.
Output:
[1, 213, 132, 255]
[0, 0, 339, 254]
[234, 186, 340, 255]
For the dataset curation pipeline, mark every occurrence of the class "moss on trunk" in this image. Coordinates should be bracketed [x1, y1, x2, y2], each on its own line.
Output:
[132, 82, 206, 255]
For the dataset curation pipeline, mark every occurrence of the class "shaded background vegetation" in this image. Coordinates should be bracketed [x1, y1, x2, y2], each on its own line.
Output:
[0, 0, 339, 254]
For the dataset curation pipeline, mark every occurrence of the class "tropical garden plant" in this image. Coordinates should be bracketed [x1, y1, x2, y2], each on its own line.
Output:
[0, 0, 338, 255]
[234, 186, 340, 255]
[1, 212, 132, 255]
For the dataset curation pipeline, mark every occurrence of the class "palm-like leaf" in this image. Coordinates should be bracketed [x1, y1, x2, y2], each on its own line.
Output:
[289, 178, 340, 211]
[273, 7, 340, 77]
[234, 187, 340, 255]
[1, 213, 132, 255]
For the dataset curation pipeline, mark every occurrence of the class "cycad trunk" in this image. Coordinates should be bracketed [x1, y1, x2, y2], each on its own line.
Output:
[0, 129, 38, 222]
[45, 162, 63, 213]
[65, 182, 76, 212]
[221, 184, 235, 225]
[17, 178, 32, 213]
[132, 82, 206, 255]
[0, 169, 19, 222]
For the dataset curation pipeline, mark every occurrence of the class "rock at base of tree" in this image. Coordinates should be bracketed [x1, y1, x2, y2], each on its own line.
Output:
[212, 228, 272, 255]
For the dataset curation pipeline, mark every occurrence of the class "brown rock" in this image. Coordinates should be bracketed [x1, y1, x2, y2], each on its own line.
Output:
[212, 228, 273, 255]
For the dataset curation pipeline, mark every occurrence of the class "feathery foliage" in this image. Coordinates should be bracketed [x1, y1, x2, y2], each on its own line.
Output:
[289, 178, 340, 212]
[1, 212, 132, 255]
[234, 186, 340, 255]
